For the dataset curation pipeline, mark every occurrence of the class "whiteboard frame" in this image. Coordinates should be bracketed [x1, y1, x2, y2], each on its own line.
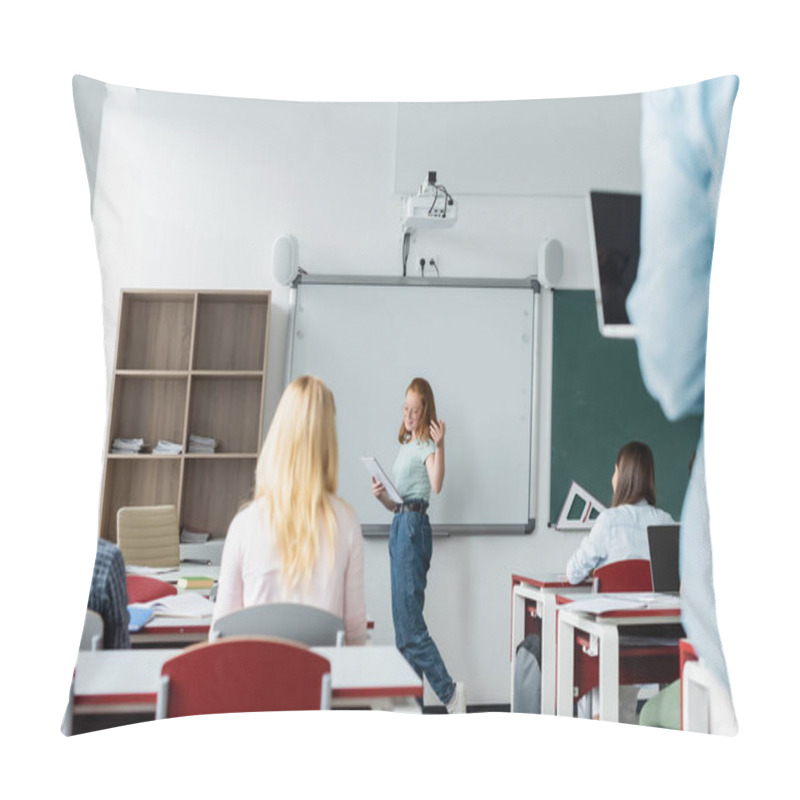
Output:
[285, 274, 541, 536]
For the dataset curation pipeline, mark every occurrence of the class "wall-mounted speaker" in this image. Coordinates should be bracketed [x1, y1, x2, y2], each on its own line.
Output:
[273, 234, 305, 286]
[538, 237, 564, 288]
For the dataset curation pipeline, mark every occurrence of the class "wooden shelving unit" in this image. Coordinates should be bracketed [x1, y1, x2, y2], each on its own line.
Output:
[98, 290, 271, 542]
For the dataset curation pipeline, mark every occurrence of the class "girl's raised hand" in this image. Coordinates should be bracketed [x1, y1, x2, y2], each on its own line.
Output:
[429, 419, 446, 446]
[372, 477, 386, 497]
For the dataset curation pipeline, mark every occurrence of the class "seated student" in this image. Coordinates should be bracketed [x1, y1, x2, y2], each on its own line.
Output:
[212, 375, 368, 645]
[88, 538, 131, 649]
[566, 441, 675, 585]
[565, 441, 674, 723]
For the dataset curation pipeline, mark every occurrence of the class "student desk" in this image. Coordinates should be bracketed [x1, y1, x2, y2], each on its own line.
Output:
[71, 645, 419, 717]
[128, 566, 373, 647]
[510, 573, 592, 713]
[127, 564, 217, 646]
[131, 616, 375, 647]
[555, 592, 682, 722]
[130, 616, 211, 646]
[127, 564, 221, 583]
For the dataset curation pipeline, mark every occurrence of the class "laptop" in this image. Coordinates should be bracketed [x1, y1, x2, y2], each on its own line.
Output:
[647, 524, 681, 594]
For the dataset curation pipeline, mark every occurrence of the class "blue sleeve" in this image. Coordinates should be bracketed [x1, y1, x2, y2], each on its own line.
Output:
[626, 76, 738, 421]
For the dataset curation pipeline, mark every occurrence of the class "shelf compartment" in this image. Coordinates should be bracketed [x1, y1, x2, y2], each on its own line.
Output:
[192, 292, 269, 371]
[108, 375, 188, 452]
[181, 457, 257, 538]
[187, 375, 263, 454]
[99, 458, 181, 542]
[100, 290, 270, 541]
[116, 292, 195, 371]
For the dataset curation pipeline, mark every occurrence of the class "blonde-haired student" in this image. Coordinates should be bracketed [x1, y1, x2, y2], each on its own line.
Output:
[212, 375, 367, 645]
[566, 441, 675, 585]
[372, 377, 465, 713]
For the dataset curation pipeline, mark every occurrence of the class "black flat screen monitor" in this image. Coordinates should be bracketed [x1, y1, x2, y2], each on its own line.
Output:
[587, 190, 641, 338]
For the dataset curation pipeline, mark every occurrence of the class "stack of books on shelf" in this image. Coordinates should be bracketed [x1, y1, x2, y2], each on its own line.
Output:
[152, 439, 182, 455]
[111, 437, 144, 454]
[188, 434, 218, 454]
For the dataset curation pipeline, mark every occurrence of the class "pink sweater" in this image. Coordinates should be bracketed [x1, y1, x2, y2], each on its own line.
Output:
[212, 494, 368, 645]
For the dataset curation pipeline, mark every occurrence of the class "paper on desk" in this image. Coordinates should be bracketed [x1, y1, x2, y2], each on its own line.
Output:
[125, 565, 180, 576]
[563, 596, 648, 614]
[130, 592, 215, 618]
[361, 457, 403, 504]
[618, 592, 679, 606]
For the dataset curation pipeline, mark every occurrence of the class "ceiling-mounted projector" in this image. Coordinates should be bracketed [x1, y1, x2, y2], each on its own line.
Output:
[402, 171, 457, 232]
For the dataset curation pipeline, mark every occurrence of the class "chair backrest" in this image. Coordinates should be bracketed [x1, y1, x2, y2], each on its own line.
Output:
[126, 574, 178, 604]
[80, 609, 104, 651]
[117, 505, 180, 568]
[593, 559, 654, 593]
[155, 636, 332, 718]
[210, 602, 346, 646]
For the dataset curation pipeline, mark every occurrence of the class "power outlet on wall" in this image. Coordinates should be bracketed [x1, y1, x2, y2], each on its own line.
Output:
[417, 253, 440, 276]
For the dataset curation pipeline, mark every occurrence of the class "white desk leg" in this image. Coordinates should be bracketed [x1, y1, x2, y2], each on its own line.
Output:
[556, 612, 574, 717]
[597, 625, 620, 723]
[682, 660, 710, 733]
[540, 600, 557, 716]
[510, 586, 526, 711]
[681, 660, 737, 735]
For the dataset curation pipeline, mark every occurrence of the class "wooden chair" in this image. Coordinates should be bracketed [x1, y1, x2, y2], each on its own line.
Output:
[210, 602, 346, 646]
[80, 609, 104, 651]
[116, 505, 180, 568]
[126, 575, 178, 604]
[592, 559, 653, 593]
[155, 636, 332, 718]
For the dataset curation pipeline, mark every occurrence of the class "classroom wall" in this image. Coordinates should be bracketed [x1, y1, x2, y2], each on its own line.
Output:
[89, 88, 639, 704]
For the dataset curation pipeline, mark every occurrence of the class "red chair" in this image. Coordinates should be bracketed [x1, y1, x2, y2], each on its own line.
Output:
[155, 636, 332, 718]
[592, 559, 653, 593]
[679, 639, 699, 730]
[126, 575, 177, 604]
[570, 558, 679, 713]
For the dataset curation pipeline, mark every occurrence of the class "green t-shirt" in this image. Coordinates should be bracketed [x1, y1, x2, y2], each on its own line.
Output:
[393, 437, 436, 502]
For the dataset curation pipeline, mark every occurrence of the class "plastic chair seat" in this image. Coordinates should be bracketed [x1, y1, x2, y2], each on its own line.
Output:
[211, 602, 346, 646]
[117, 505, 180, 568]
[156, 636, 332, 718]
[126, 575, 178, 604]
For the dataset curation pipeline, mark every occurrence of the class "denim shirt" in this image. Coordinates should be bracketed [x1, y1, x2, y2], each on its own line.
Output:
[565, 500, 675, 585]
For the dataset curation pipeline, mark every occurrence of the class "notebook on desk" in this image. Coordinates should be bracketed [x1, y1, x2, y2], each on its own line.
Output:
[128, 605, 155, 632]
[647, 524, 680, 594]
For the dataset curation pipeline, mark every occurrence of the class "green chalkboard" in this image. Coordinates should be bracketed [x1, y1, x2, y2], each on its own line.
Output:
[550, 290, 702, 524]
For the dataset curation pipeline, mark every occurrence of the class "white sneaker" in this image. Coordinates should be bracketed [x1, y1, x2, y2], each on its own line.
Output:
[446, 681, 466, 714]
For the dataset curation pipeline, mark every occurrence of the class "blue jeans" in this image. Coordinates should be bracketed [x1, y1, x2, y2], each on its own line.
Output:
[389, 507, 455, 705]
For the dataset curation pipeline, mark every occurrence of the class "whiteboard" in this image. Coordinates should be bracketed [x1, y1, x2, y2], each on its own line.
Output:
[286, 277, 538, 533]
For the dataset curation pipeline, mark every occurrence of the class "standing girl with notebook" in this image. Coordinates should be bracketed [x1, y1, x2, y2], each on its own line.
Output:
[372, 377, 465, 713]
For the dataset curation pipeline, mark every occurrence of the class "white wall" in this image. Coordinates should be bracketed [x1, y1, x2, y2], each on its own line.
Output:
[86, 82, 637, 705]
